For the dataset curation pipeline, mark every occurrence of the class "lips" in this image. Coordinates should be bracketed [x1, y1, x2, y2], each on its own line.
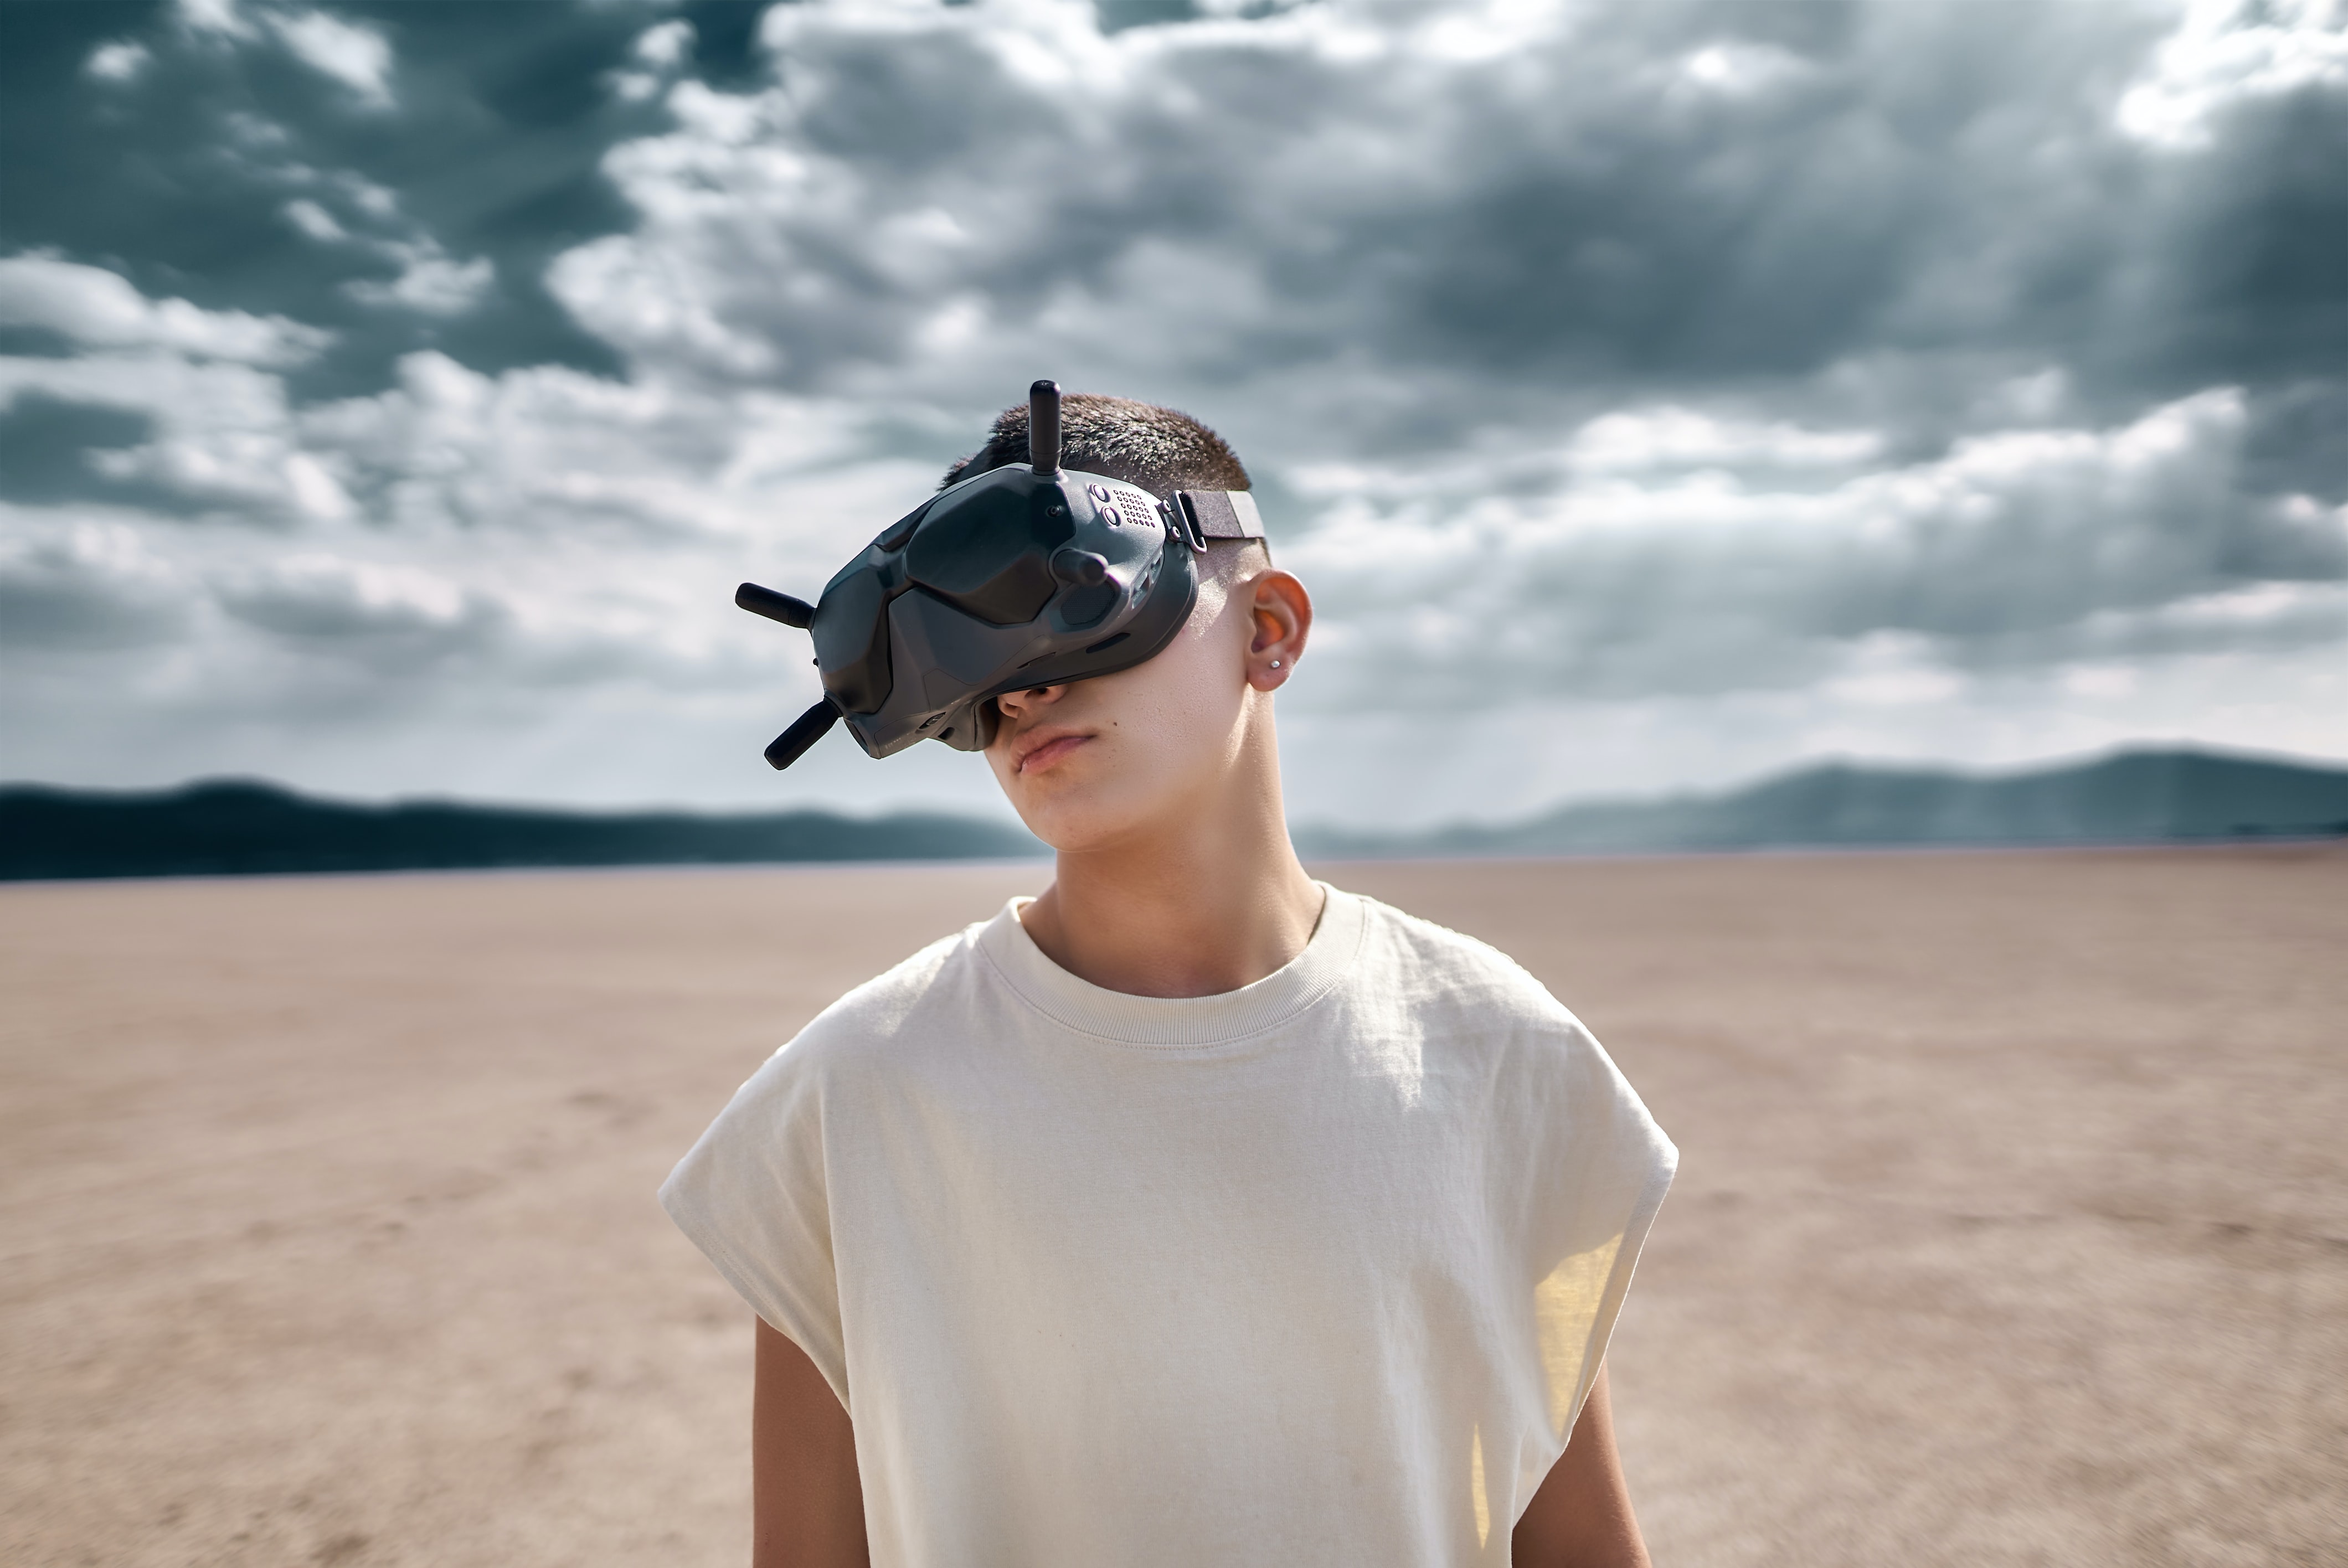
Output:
[1012, 729, 1090, 775]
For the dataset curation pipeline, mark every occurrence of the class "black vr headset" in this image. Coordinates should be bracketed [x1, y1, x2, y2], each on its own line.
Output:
[736, 381, 1268, 771]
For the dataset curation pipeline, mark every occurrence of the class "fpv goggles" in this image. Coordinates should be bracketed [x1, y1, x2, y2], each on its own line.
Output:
[737, 380, 1268, 771]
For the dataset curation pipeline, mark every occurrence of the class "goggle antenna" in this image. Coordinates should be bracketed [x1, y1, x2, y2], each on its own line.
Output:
[1029, 379, 1060, 476]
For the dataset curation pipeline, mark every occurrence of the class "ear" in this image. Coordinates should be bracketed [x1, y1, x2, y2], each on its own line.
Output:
[1243, 570, 1312, 692]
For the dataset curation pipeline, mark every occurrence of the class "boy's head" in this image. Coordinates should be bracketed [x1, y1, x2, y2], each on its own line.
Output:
[941, 391, 1273, 590]
[943, 391, 1250, 495]
[947, 393, 1309, 852]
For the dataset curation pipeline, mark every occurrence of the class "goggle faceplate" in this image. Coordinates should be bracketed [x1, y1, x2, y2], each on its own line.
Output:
[736, 380, 1265, 771]
[813, 461, 1195, 756]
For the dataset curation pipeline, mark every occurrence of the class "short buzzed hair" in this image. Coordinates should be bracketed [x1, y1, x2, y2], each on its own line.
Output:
[943, 392, 1269, 581]
[941, 392, 1250, 496]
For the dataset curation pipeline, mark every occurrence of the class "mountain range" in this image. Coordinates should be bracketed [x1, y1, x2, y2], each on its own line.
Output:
[3, 748, 2342, 882]
[1288, 747, 2348, 859]
[0, 780, 1043, 881]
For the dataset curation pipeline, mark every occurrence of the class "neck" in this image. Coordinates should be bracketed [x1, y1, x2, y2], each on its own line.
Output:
[1018, 723, 1324, 998]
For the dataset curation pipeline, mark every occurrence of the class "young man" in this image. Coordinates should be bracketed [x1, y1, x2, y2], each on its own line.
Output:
[662, 394, 1676, 1567]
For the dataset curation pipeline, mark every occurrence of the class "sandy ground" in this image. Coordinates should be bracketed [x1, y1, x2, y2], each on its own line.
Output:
[2, 848, 2342, 1567]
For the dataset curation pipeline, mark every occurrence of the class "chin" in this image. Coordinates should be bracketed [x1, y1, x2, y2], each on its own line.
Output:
[1000, 764, 1175, 854]
[1008, 794, 1152, 855]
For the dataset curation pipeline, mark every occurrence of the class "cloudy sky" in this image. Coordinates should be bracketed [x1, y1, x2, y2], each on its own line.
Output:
[2, 0, 2342, 827]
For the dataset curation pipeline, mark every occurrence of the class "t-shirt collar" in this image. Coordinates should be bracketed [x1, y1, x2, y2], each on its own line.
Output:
[974, 883, 1366, 1048]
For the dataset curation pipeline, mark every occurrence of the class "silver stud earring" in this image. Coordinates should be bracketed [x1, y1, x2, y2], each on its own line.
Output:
[1270, 659, 1282, 669]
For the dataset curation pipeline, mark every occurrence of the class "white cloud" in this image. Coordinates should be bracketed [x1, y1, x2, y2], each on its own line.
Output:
[1678, 41, 1809, 99]
[290, 349, 898, 546]
[92, 436, 354, 523]
[2119, 0, 2348, 148]
[85, 41, 153, 82]
[1565, 409, 1882, 476]
[0, 522, 187, 650]
[1286, 389, 2345, 707]
[265, 8, 395, 107]
[279, 185, 494, 319]
[171, 1, 395, 105]
[344, 249, 496, 316]
[0, 255, 328, 367]
[0, 333, 357, 525]
[283, 199, 348, 243]
[176, 0, 258, 42]
[221, 554, 495, 647]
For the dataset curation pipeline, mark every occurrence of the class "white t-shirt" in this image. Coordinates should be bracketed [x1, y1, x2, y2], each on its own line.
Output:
[661, 885, 1675, 1566]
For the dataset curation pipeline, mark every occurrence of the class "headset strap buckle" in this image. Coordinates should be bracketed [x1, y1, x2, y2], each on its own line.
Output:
[1163, 489, 1266, 554]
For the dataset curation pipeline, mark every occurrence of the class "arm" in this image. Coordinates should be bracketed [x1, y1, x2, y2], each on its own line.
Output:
[1512, 1366, 1651, 1568]
[752, 1316, 869, 1568]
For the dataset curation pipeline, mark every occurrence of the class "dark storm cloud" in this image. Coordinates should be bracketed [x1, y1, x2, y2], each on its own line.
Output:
[18, 1, 2340, 468]
[0, 394, 163, 509]
[537, 0, 2343, 494]
[0, 0, 676, 398]
[2242, 380, 2348, 499]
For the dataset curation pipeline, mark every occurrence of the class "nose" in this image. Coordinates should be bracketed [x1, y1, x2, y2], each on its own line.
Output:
[993, 683, 1068, 721]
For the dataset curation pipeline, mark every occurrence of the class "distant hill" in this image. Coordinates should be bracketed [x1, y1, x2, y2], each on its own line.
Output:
[0, 779, 1043, 882]
[6, 748, 2342, 882]
[1291, 748, 2348, 859]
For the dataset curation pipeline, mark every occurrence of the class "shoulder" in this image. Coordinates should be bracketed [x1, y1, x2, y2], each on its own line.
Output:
[1337, 888, 1578, 1034]
[701, 915, 997, 1136]
[1332, 891, 1676, 1194]
[665, 915, 995, 1192]
[769, 916, 992, 1078]
[805, 921, 980, 1039]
